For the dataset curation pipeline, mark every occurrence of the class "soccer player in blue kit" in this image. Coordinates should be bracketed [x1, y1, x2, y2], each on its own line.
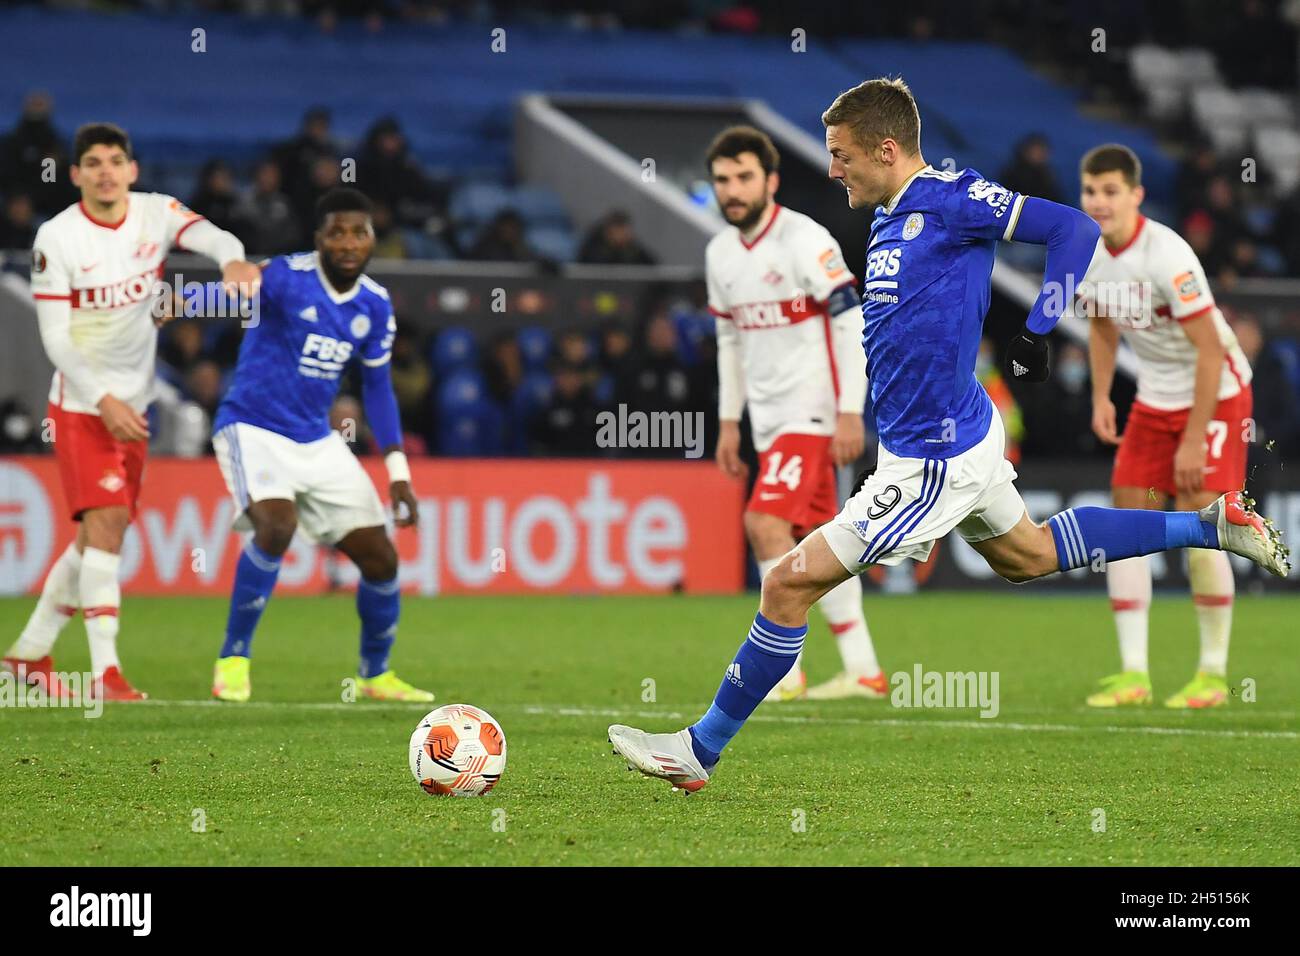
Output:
[209, 188, 432, 703]
[609, 77, 1291, 792]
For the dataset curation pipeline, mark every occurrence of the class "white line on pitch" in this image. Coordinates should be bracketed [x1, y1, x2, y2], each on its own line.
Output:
[121, 699, 1300, 740]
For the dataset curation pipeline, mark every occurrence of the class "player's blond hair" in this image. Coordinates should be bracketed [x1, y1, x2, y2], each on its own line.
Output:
[1081, 143, 1142, 188]
[821, 77, 921, 154]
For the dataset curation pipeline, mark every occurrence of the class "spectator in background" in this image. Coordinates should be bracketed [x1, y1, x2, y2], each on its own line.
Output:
[483, 330, 524, 404]
[189, 160, 249, 243]
[615, 309, 694, 456]
[0, 192, 36, 250]
[578, 210, 657, 265]
[388, 324, 432, 447]
[235, 160, 299, 256]
[1231, 313, 1300, 464]
[1200, 175, 1249, 252]
[1176, 141, 1223, 222]
[997, 133, 1063, 205]
[530, 360, 598, 457]
[184, 360, 225, 423]
[467, 209, 534, 262]
[159, 320, 206, 379]
[270, 106, 340, 196]
[1183, 210, 1229, 277]
[290, 153, 344, 246]
[555, 327, 600, 391]
[1270, 180, 1300, 277]
[598, 319, 634, 391]
[1020, 340, 1099, 458]
[356, 116, 446, 235]
[0, 91, 76, 216]
[370, 200, 406, 258]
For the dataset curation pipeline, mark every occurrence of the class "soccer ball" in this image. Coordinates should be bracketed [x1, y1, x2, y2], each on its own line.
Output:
[408, 704, 507, 797]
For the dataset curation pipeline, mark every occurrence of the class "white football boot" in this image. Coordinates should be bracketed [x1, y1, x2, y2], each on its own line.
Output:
[1201, 491, 1291, 578]
[608, 725, 713, 793]
[804, 670, 890, 700]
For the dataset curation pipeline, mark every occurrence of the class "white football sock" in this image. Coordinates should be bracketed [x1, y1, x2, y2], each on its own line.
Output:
[80, 547, 122, 677]
[8, 542, 81, 660]
[1188, 548, 1233, 677]
[816, 574, 879, 675]
[1106, 556, 1150, 673]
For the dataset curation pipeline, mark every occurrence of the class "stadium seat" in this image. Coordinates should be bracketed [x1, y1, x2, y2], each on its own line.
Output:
[1256, 127, 1300, 197]
[431, 326, 479, 376]
[511, 186, 571, 228]
[435, 368, 506, 456]
[1191, 87, 1248, 153]
[526, 225, 578, 263]
[449, 181, 513, 227]
[516, 326, 554, 371]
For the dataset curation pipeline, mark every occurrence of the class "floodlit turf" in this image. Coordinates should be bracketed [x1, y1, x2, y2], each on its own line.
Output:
[2, 593, 1298, 866]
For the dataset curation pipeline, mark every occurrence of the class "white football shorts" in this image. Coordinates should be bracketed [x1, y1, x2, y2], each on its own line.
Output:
[213, 421, 386, 544]
[823, 411, 1027, 572]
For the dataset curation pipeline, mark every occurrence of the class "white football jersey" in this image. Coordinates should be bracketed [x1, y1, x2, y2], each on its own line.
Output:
[707, 204, 861, 451]
[31, 192, 205, 414]
[1076, 214, 1251, 411]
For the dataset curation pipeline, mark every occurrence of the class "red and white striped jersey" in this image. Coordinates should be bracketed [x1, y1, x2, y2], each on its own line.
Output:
[1077, 214, 1251, 411]
[707, 204, 862, 451]
[31, 192, 205, 414]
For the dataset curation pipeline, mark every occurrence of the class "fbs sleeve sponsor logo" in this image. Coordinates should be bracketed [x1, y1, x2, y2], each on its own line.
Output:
[49, 886, 151, 936]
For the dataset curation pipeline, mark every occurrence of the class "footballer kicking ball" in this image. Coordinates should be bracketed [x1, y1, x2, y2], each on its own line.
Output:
[409, 704, 507, 797]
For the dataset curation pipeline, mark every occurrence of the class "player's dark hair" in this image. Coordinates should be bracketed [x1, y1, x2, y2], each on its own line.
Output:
[706, 125, 780, 175]
[821, 77, 921, 154]
[1081, 143, 1142, 188]
[315, 187, 373, 227]
[72, 123, 132, 164]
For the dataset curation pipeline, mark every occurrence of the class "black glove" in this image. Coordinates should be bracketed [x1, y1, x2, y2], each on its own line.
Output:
[1005, 326, 1050, 383]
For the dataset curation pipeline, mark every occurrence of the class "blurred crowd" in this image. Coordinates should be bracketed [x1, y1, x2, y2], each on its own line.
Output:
[0, 94, 657, 266]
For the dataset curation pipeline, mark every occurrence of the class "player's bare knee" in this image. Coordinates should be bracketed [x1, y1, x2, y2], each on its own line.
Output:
[743, 510, 791, 556]
[761, 550, 818, 613]
[252, 517, 297, 556]
[359, 541, 398, 581]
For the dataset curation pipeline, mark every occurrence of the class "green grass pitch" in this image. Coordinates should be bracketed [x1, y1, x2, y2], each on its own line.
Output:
[2, 592, 1298, 866]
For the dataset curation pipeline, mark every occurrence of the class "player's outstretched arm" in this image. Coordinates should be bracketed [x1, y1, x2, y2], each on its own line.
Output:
[360, 359, 417, 528]
[1004, 198, 1102, 383]
[171, 213, 260, 299]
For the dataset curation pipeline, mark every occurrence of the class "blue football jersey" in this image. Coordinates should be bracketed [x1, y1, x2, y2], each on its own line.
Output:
[861, 166, 1025, 459]
[214, 252, 396, 443]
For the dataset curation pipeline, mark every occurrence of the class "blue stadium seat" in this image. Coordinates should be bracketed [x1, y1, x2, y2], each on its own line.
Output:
[526, 225, 578, 263]
[436, 368, 506, 456]
[511, 186, 570, 228]
[400, 229, 455, 261]
[449, 181, 512, 226]
[516, 325, 553, 370]
[431, 326, 479, 376]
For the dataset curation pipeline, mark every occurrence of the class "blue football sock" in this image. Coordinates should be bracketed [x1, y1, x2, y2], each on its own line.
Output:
[357, 575, 400, 678]
[689, 612, 807, 766]
[1048, 507, 1219, 572]
[221, 542, 281, 658]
